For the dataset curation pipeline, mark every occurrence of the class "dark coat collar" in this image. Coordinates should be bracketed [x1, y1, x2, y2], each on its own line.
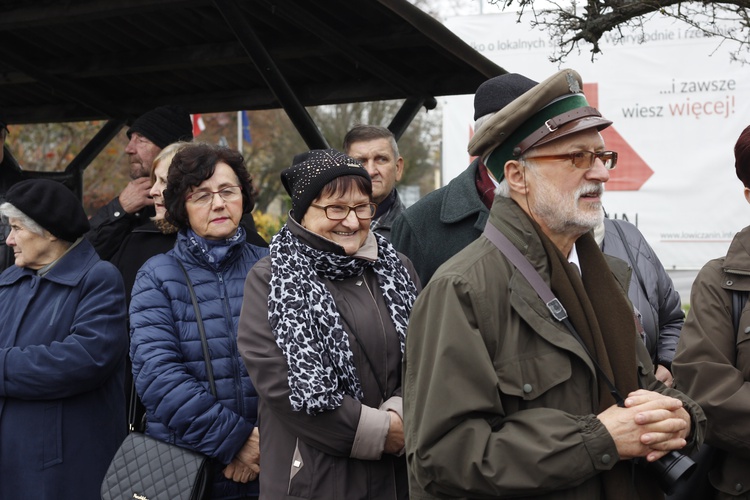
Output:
[440, 158, 488, 224]
[0, 238, 100, 287]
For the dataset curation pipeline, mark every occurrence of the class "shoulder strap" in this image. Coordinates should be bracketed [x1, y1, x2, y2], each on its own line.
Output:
[609, 219, 660, 361]
[483, 222, 625, 405]
[176, 260, 218, 397]
[731, 289, 748, 335]
[610, 220, 650, 302]
[127, 260, 218, 432]
[127, 377, 140, 432]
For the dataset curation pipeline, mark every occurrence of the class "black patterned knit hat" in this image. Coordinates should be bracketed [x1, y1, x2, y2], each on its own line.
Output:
[281, 149, 370, 223]
[127, 105, 193, 149]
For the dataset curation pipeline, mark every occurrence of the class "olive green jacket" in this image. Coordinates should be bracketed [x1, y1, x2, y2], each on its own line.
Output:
[673, 225, 750, 498]
[404, 196, 705, 499]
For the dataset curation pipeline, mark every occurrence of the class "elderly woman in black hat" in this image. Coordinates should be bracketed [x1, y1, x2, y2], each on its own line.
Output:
[237, 149, 420, 500]
[0, 179, 128, 500]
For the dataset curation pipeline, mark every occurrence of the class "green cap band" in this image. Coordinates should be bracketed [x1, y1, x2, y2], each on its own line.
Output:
[485, 94, 590, 181]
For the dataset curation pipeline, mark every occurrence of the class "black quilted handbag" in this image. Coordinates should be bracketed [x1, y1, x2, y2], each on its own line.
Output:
[100, 432, 211, 500]
[101, 261, 216, 500]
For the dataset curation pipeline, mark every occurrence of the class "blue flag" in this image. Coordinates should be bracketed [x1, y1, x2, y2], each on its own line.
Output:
[242, 111, 252, 144]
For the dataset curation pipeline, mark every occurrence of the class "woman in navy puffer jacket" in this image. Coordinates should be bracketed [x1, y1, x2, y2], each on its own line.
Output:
[130, 144, 268, 500]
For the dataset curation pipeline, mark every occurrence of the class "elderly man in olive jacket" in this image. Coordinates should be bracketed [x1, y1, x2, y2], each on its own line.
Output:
[403, 69, 705, 499]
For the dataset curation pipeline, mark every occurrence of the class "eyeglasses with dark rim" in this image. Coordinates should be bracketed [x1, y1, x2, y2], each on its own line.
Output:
[185, 185, 242, 206]
[310, 202, 378, 221]
[524, 150, 618, 170]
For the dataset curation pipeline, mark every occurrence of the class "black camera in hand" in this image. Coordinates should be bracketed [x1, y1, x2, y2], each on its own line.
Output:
[637, 450, 696, 495]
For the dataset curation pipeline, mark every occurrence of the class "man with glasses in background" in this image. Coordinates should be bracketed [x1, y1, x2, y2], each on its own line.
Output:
[86, 105, 195, 260]
[403, 69, 704, 499]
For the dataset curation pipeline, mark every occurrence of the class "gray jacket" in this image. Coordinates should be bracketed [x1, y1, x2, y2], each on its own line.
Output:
[391, 159, 489, 285]
[601, 219, 684, 367]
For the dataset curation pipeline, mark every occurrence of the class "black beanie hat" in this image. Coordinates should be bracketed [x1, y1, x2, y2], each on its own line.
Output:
[4, 179, 90, 242]
[127, 105, 193, 149]
[473, 73, 538, 121]
[281, 149, 371, 222]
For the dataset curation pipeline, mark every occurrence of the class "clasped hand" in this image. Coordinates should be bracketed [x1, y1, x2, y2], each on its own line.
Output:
[597, 389, 691, 463]
[223, 427, 261, 483]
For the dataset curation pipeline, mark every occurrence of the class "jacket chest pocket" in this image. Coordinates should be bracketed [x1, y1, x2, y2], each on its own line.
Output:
[495, 348, 592, 416]
[497, 349, 572, 399]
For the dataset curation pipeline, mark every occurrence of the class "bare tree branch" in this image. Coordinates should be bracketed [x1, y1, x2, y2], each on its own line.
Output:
[489, 0, 750, 62]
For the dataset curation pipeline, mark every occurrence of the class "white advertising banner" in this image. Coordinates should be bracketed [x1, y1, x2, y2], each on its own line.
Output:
[443, 12, 750, 269]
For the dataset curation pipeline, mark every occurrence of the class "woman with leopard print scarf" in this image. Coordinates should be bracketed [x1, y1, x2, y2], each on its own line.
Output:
[238, 149, 420, 500]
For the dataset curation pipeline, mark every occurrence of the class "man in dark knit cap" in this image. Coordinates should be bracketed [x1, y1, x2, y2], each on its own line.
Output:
[86, 105, 194, 259]
[84, 105, 194, 429]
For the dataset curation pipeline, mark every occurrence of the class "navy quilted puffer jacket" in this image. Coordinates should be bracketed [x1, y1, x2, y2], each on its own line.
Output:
[130, 230, 268, 499]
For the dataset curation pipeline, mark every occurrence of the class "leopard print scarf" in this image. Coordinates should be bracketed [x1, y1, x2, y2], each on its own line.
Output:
[268, 224, 417, 415]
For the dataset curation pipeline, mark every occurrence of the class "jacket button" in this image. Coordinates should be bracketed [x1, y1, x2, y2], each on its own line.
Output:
[522, 384, 533, 394]
[601, 454, 611, 464]
[745, 327, 750, 334]
[736, 483, 743, 492]
[114, 211, 121, 217]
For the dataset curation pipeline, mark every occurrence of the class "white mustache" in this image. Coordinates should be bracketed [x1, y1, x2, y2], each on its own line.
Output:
[577, 183, 604, 198]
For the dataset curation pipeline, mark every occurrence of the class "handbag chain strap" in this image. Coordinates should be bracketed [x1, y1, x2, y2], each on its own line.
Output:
[483, 221, 625, 406]
[176, 260, 218, 397]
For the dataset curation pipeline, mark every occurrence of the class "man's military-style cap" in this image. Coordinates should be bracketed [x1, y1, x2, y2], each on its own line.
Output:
[468, 69, 612, 181]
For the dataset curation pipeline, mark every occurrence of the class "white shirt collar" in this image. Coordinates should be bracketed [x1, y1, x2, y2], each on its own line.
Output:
[568, 242, 581, 275]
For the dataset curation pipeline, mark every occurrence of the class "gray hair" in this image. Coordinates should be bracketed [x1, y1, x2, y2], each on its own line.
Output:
[474, 112, 495, 135]
[343, 125, 400, 159]
[495, 151, 542, 199]
[495, 179, 510, 198]
[0, 202, 47, 237]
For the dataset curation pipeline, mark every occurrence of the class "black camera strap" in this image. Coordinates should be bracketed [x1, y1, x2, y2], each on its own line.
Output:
[484, 222, 626, 405]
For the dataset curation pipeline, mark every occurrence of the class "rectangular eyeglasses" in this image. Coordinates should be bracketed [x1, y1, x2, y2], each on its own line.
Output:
[310, 202, 378, 220]
[185, 185, 242, 206]
[524, 150, 618, 170]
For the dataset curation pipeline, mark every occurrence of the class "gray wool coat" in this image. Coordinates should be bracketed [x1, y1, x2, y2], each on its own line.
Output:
[391, 158, 489, 285]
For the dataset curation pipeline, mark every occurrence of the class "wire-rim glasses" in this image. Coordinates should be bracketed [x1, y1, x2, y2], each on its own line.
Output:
[310, 202, 378, 221]
[186, 185, 243, 206]
[524, 150, 618, 170]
